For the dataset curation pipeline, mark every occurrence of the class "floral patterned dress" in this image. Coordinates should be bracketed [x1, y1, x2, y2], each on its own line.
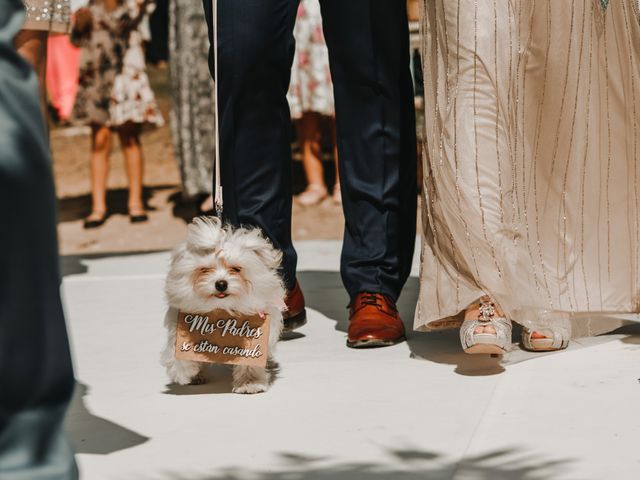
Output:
[71, 0, 164, 128]
[287, 0, 334, 119]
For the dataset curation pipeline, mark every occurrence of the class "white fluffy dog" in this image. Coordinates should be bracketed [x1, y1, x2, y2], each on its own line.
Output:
[161, 217, 286, 394]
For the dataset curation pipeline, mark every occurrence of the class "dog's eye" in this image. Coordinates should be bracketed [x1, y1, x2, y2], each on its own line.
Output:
[199, 267, 213, 274]
[230, 266, 242, 274]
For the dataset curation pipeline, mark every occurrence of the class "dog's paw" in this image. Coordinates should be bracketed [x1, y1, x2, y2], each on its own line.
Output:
[167, 362, 201, 385]
[232, 383, 268, 394]
[171, 372, 196, 385]
[189, 372, 207, 385]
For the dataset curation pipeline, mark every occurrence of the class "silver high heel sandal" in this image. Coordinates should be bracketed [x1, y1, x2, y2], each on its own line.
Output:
[460, 298, 512, 355]
[521, 328, 569, 352]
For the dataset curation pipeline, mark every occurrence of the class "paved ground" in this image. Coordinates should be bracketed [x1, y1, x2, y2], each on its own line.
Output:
[61, 240, 640, 480]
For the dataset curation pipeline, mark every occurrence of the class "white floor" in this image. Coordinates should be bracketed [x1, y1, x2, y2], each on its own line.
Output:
[61, 241, 640, 480]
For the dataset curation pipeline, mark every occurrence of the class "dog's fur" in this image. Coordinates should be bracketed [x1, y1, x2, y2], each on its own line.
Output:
[161, 217, 286, 394]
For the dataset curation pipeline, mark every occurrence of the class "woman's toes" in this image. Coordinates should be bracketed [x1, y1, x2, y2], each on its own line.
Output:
[474, 325, 497, 334]
[531, 331, 548, 339]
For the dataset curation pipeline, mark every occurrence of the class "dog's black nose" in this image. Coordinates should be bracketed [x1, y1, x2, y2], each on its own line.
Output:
[215, 280, 228, 292]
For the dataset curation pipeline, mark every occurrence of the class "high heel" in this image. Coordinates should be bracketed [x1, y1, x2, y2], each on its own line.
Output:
[460, 298, 512, 355]
[521, 311, 571, 352]
[332, 184, 342, 205]
[521, 328, 569, 352]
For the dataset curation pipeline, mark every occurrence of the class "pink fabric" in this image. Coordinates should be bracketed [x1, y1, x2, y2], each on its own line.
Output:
[46, 34, 80, 121]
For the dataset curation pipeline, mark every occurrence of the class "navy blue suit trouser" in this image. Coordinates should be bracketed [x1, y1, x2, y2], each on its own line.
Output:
[203, 0, 417, 301]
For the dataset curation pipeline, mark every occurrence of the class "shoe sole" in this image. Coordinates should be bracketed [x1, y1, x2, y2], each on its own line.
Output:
[283, 309, 307, 332]
[346, 336, 405, 349]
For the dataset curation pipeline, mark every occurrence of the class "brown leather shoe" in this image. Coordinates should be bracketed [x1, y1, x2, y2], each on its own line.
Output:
[283, 281, 307, 331]
[347, 292, 405, 348]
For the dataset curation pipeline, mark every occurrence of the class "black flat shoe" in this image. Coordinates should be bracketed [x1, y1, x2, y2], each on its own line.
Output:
[129, 213, 148, 223]
[83, 213, 107, 229]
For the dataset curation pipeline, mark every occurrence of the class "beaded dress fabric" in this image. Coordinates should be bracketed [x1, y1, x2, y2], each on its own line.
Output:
[23, 0, 72, 33]
[168, 0, 215, 199]
[416, 0, 640, 336]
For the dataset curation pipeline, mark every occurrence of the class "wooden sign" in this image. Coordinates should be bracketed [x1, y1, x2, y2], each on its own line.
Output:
[175, 310, 270, 367]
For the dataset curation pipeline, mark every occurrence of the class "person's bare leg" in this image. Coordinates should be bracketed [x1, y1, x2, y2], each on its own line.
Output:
[199, 195, 214, 213]
[14, 30, 48, 122]
[330, 116, 341, 204]
[117, 122, 146, 216]
[301, 112, 325, 186]
[297, 112, 327, 205]
[87, 125, 112, 221]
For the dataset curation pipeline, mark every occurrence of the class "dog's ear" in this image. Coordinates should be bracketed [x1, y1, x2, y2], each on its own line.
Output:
[186, 216, 225, 252]
[170, 241, 188, 266]
[235, 228, 283, 270]
[259, 241, 283, 271]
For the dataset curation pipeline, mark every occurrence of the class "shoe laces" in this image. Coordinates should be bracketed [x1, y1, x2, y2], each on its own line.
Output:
[352, 292, 398, 313]
[361, 292, 383, 307]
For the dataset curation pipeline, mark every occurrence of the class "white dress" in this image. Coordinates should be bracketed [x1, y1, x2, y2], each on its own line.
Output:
[286, 0, 334, 119]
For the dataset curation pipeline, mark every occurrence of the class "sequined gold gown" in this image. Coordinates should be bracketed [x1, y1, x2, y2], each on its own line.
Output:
[22, 0, 71, 33]
[415, 0, 640, 335]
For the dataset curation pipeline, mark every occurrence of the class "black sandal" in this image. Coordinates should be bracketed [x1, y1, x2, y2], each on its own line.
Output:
[83, 212, 107, 229]
[128, 209, 148, 223]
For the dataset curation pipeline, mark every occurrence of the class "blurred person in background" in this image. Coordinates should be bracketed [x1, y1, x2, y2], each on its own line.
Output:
[0, 1, 77, 478]
[287, 0, 340, 206]
[17, 0, 71, 117]
[168, 0, 215, 215]
[71, 0, 164, 229]
[46, 32, 81, 124]
[45, 1, 87, 124]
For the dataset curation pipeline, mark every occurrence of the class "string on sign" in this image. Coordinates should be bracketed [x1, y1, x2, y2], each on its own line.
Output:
[212, 0, 223, 218]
